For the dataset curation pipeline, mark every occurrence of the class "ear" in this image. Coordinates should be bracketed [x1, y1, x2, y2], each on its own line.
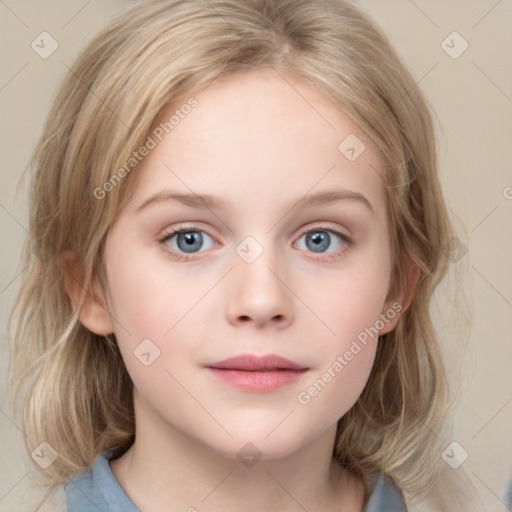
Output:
[61, 250, 115, 335]
[378, 257, 420, 336]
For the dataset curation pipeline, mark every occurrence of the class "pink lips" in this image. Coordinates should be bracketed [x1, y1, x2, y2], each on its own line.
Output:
[205, 354, 308, 392]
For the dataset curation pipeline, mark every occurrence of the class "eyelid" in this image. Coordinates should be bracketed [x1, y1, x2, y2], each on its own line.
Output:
[296, 222, 350, 240]
[158, 224, 219, 248]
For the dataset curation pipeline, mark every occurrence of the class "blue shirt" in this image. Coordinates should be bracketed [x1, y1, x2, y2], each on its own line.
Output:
[65, 451, 407, 511]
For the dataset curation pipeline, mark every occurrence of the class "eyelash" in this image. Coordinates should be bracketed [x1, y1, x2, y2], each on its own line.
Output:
[158, 224, 352, 263]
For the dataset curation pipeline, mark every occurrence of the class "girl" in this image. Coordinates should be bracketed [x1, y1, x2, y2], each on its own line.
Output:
[8, 0, 467, 510]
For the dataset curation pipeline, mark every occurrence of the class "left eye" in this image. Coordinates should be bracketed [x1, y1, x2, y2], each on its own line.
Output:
[295, 229, 347, 253]
[162, 230, 217, 254]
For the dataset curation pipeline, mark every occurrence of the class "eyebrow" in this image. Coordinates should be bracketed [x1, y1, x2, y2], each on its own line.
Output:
[135, 189, 374, 214]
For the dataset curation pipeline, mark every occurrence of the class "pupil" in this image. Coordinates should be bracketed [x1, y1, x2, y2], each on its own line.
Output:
[307, 231, 329, 252]
[178, 232, 202, 252]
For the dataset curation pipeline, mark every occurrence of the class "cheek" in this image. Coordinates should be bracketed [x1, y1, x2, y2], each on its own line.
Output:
[297, 343, 377, 426]
[103, 242, 222, 399]
[103, 253, 200, 413]
[105, 244, 199, 338]
[300, 252, 390, 405]
[295, 273, 386, 422]
[312, 255, 391, 349]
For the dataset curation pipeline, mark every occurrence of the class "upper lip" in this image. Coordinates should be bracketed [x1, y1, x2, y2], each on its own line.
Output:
[206, 354, 307, 371]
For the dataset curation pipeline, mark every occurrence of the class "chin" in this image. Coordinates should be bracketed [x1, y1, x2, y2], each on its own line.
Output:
[204, 426, 315, 463]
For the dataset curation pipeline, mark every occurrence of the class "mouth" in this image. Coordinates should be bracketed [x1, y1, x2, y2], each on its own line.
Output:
[206, 353, 308, 371]
[205, 354, 309, 392]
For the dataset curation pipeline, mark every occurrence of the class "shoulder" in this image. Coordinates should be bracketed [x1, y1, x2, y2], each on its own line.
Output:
[364, 474, 407, 512]
[64, 451, 138, 512]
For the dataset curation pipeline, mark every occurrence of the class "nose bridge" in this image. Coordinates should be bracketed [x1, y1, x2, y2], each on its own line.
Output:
[226, 233, 293, 327]
[234, 233, 286, 297]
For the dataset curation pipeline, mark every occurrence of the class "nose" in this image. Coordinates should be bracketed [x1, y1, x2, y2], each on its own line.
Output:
[225, 245, 294, 330]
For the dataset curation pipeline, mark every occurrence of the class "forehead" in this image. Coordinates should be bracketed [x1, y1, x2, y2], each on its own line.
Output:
[124, 68, 387, 218]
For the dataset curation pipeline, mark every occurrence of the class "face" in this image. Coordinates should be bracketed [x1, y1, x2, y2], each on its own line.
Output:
[94, 69, 400, 460]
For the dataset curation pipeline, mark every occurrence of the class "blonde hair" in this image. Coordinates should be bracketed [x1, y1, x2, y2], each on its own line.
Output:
[8, 0, 462, 508]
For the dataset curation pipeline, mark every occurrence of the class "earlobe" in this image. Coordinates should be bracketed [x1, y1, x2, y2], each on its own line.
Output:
[61, 250, 115, 335]
[378, 258, 420, 336]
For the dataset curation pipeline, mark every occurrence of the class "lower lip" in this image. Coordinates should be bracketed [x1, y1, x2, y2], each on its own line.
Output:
[206, 368, 308, 392]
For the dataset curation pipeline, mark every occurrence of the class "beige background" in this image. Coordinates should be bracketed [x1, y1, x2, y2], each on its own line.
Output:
[0, 1, 511, 510]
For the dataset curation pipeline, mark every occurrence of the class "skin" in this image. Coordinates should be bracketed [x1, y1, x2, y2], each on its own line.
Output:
[63, 68, 417, 512]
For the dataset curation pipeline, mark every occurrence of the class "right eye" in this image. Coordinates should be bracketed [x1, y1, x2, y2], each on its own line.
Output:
[159, 227, 219, 261]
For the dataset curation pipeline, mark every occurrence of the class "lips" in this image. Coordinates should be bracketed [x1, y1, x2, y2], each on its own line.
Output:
[205, 354, 308, 392]
[205, 354, 307, 371]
